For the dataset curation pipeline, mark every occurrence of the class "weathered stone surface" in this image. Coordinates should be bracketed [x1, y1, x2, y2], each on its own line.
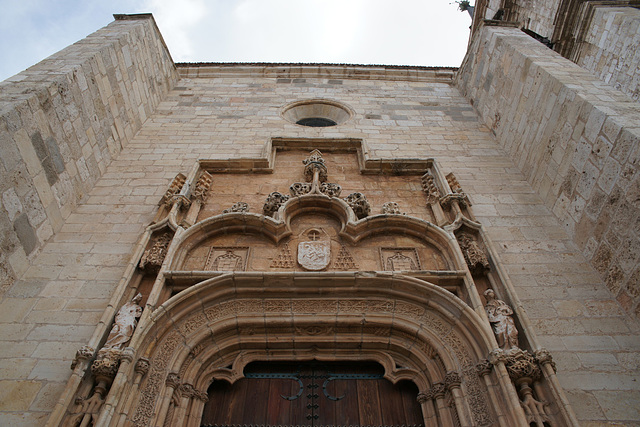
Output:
[0, 13, 637, 427]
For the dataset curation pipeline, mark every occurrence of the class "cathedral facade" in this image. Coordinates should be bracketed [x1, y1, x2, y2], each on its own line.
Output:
[0, 3, 639, 426]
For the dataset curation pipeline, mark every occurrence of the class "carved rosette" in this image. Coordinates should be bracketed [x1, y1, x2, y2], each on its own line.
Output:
[343, 192, 371, 219]
[302, 149, 328, 182]
[192, 171, 213, 202]
[382, 201, 402, 214]
[263, 192, 290, 216]
[139, 232, 172, 273]
[457, 232, 490, 274]
[421, 172, 441, 204]
[222, 202, 249, 213]
[320, 182, 342, 197]
[289, 182, 312, 196]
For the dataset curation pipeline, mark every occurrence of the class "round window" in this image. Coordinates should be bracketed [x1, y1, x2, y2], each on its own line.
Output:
[282, 99, 353, 127]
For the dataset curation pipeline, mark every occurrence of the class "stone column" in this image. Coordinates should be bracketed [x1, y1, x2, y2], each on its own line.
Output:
[417, 390, 438, 426]
[171, 383, 196, 425]
[185, 390, 209, 427]
[114, 357, 149, 427]
[155, 373, 181, 427]
[445, 371, 473, 427]
[476, 360, 510, 427]
[431, 382, 455, 427]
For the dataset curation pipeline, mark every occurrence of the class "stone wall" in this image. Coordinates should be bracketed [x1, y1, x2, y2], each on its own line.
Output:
[456, 24, 640, 319]
[575, 6, 640, 102]
[500, 0, 562, 38]
[0, 62, 638, 424]
[0, 15, 178, 296]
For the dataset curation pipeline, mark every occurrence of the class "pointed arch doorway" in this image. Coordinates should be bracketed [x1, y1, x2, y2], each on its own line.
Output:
[201, 361, 424, 426]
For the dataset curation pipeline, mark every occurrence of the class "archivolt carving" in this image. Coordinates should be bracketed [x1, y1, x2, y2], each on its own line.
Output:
[130, 272, 496, 427]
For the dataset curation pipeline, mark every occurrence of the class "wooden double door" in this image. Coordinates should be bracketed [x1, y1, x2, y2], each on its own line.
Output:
[201, 362, 424, 427]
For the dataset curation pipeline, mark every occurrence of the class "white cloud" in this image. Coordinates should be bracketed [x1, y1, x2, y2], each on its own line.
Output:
[141, 0, 208, 60]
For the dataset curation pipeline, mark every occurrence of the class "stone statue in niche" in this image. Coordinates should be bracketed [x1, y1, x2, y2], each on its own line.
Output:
[102, 293, 143, 351]
[484, 289, 519, 352]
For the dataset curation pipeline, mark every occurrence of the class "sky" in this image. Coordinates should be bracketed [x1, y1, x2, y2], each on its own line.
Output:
[0, 0, 473, 82]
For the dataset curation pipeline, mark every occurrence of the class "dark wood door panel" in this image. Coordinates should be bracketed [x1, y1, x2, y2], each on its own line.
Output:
[201, 362, 423, 427]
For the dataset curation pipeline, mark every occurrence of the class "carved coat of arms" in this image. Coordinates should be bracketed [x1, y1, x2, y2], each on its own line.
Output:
[297, 229, 330, 271]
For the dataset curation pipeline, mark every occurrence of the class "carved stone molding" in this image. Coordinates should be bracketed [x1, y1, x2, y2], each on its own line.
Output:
[343, 192, 370, 219]
[421, 172, 441, 204]
[204, 247, 249, 271]
[431, 382, 447, 399]
[270, 243, 295, 268]
[160, 173, 187, 207]
[476, 360, 493, 377]
[139, 232, 172, 273]
[289, 182, 312, 196]
[192, 171, 213, 202]
[320, 182, 342, 197]
[446, 172, 463, 194]
[194, 390, 209, 403]
[333, 244, 358, 270]
[488, 348, 508, 365]
[445, 371, 462, 390]
[457, 232, 490, 274]
[535, 348, 557, 373]
[417, 391, 431, 404]
[504, 349, 541, 382]
[303, 149, 328, 182]
[263, 191, 289, 216]
[120, 347, 135, 364]
[135, 357, 150, 377]
[91, 349, 121, 383]
[380, 247, 421, 271]
[222, 202, 249, 213]
[70, 345, 95, 370]
[179, 383, 196, 398]
[166, 373, 181, 389]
